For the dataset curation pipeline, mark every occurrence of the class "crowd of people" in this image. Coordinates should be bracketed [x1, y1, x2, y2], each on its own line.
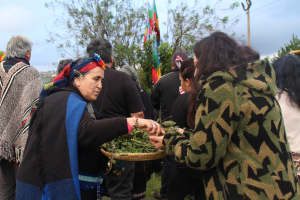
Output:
[0, 31, 299, 200]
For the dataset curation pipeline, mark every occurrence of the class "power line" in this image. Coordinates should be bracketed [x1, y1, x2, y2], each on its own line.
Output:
[250, 0, 281, 13]
[239, 0, 281, 20]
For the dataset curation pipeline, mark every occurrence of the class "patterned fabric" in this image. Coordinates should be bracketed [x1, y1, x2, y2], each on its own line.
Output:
[16, 92, 87, 200]
[163, 59, 300, 199]
[0, 61, 43, 162]
[132, 191, 146, 199]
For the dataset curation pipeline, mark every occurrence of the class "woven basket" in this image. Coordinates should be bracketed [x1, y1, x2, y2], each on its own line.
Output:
[100, 148, 167, 161]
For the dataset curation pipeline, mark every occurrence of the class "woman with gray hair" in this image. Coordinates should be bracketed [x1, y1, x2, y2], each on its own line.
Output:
[120, 65, 143, 94]
[120, 65, 154, 200]
[0, 35, 43, 200]
[57, 59, 73, 74]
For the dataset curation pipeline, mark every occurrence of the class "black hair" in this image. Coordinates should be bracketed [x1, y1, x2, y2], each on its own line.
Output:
[189, 31, 260, 128]
[273, 54, 300, 108]
[87, 39, 113, 64]
[180, 59, 195, 81]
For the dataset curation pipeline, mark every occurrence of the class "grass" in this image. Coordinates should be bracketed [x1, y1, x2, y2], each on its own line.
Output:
[145, 171, 190, 200]
[145, 172, 162, 198]
[103, 171, 191, 200]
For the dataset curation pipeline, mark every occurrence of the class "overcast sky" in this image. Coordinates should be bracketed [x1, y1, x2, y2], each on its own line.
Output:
[0, 0, 299, 72]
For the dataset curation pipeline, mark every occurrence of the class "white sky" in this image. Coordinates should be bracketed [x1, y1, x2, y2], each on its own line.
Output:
[0, 0, 299, 72]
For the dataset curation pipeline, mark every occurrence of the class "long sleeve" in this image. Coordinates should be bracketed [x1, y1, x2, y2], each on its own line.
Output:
[150, 81, 161, 110]
[78, 109, 128, 147]
[171, 93, 190, 129]
[163, 80, 240, 170]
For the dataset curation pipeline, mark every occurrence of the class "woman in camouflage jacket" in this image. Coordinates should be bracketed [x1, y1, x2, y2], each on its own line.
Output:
[150, 32, 300, 200]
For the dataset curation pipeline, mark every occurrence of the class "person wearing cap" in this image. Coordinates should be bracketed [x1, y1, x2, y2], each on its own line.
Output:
[150, 51, 189, 199]
[0, 35, 43, 200]
[16, 55, 163, 199]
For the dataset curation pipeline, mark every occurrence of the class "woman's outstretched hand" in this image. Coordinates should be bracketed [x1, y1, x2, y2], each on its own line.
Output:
[149, 135, 164, 149]
[137, 119, 165, 135]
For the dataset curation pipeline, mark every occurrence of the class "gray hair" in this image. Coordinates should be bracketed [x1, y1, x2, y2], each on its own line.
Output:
[57, 59, 73, 74]
[6, 35, 33, 59]
[120, 65, 143, 94]
[86, 39, 112, 64]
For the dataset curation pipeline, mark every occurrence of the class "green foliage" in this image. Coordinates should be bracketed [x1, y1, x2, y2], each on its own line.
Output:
[136, 38, 155, 92]
[45, 0, 145, 64]
[163, 0, 240, 56]
[273, 34, 300, 61]
[145, 172, 162, 198]
[105, 128, 160, 153]
[136, 40, 173, 93]
[158, 42, 174, 76]
[113, 43, 139, 68]
[104, 121, 178, 154]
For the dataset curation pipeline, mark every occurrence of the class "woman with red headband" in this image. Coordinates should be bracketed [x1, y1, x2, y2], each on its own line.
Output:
[15, 54, 163, 200]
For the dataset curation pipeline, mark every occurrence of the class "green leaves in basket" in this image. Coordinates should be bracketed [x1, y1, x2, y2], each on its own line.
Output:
[162, 120, 176, 127]
[104, 122, 178, 154]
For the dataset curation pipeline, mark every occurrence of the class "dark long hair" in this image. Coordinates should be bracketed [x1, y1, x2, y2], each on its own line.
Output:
[188, 32, 260, 128]
[180, 59, 195, 80]
[273, 54, 300, 108]
[179, 59, 197, 128]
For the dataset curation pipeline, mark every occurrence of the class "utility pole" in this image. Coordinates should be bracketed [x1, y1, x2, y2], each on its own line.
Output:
[242, 0, 252, 47]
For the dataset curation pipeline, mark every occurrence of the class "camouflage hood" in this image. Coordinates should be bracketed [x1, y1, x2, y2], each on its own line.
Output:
[201, 59, 278, 97]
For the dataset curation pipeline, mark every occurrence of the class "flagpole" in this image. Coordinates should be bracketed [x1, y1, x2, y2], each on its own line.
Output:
[153, 0, 156, 41]
[147, 0, 149, 18]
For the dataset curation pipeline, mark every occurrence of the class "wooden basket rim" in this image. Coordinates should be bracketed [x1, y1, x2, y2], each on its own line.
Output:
[100, 148, 167, 161]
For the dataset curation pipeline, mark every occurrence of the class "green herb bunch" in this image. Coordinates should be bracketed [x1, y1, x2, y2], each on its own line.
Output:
[105, 121, 178, 154]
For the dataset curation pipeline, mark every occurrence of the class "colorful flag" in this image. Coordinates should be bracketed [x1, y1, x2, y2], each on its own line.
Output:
[152, 42, 161, 84]
[144, 17, 152, 44]
[145, 0, 161, 84]
[153, 0, 160, 44]
[0, 51, 5, 62]
[148, 2, 154, 29]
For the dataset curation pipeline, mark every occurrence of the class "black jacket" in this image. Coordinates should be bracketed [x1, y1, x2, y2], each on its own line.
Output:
[150, 68, 181, 121]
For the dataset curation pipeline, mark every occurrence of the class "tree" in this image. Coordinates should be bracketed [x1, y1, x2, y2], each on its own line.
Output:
[46, 0, 242, 85]
[273, 34, 300, 61]
[163, 0, 240, 56]
[157, 42, 174, 76]
[136, 38, 155, 92]
[45, 0, 145, 68]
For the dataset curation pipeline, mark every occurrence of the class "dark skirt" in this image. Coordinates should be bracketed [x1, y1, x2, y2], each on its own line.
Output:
[132, 161, 153, 199]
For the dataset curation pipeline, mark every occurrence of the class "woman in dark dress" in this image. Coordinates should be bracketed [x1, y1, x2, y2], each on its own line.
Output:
[168, 60, 205, 200]
[16, 56, 163, 200]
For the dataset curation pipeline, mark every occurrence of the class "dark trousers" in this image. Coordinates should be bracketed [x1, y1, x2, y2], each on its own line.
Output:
[0, 159, 19, 200]
[167, 170, 206, 200]
[81, 188, 97, 200]
[160, 155, 176, 197]
[104, 161, 135, 200]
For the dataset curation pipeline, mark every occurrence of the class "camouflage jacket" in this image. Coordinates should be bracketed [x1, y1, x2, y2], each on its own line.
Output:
[163, 59, 300, 200]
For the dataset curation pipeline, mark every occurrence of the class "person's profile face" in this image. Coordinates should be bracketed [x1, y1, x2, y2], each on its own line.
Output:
[74, 67, 104, 102]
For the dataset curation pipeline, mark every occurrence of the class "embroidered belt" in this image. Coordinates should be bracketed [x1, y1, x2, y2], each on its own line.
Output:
[79, 175, 102, 183]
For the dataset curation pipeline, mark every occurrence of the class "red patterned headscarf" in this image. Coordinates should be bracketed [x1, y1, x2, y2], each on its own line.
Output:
[40, 53, 105, 98]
